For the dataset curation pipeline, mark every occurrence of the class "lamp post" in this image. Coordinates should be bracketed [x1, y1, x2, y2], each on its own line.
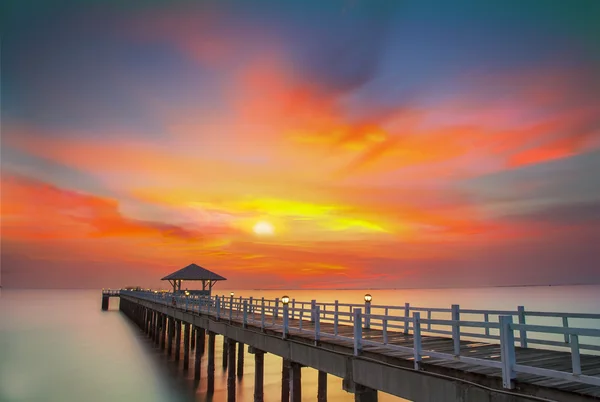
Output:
[364, 294, 372, 329]
[282, 295, 290, 339]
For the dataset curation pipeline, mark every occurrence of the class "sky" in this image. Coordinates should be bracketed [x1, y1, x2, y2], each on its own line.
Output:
[1, 0, 600, 289]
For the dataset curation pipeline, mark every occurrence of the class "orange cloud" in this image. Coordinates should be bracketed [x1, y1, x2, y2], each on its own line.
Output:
[0, 172, 231, 242]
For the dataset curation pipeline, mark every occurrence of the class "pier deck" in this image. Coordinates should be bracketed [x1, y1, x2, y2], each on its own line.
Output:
[113, 290, 600, 402]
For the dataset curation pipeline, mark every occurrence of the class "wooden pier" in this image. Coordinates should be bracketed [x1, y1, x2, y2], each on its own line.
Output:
[102, 264, 600, 402]
[108, 289, 600, 402]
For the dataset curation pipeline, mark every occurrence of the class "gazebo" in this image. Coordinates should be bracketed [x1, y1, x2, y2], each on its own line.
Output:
[161, 263, 227, 296]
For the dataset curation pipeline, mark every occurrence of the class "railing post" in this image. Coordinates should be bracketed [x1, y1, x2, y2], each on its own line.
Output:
[413, 312, 422, 370]
[283, 303, 289, 339]
[383, 318, 388, 344]
[517, 306, 527, 348]
[334, 300, 339, 337]
[249, 296, 254, 314]
[185, 297, 189, 311]
[353, 308, 362, 356]
[404, 302, 410, 334]
[274, 298, 280, 319]
[499, 315, 516, 389]
[563, 317, 570, 343]
[243, 300, 248, 328]
[229, 295, 233, 322]
[310, 300, 316, 323]
[571, 334, 581, 375]
[315, 306, 321, 344]
[290, 299, 295, 320]
[216, 296, 221, 320]
[261, 297, 265, 331]
[484, 312, 489, 336]
[451, 304, 460, 356]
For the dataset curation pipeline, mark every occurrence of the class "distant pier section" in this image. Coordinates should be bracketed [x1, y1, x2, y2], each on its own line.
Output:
[103, 263, 600, 402]
[101, 289, 120, 310]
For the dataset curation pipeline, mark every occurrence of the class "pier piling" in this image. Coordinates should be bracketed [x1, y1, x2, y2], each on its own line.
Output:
[237, 342, 244, 377]
[101, 295, 109, 310]
[318, 371, 327, 402]
[354, 386, 378, 402]
[183, 323, 191, 370]
[281, 359, 290, 402]
[167, 318, 174, 356]
[160, 315, 166, 350]
[191, 327, 196, 350]
[175, 320, 181, 362]
[253, 350, 265, 402]
[207, 331, 216, 393]
[156, 314, 161, 347]
[290, 362, 302, 402]
[222, 337, 228, 370]
[194, 327, 202, 380]
[227, 339, 236, 402]
[199, 327, 206, 355]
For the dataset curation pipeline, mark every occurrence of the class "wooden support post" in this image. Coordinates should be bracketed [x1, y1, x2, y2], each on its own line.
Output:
[222, 337, 229, 370]
[183, 323, 191, 370]
[191, 327, 196, 350]
[155, 312, 160, 346]
[146, 311, 151, 335]
[317, 371, 327, 402]
[160, 314, 166, 350]
[167, 318, 174, 356]
[207, 332, 216, 394]
[354, 385, 378, 402]
[281, 359, 290, 402]
[101, 296, 109, 311]
[150, 311, 155, 340]
[404, 302, 410, 334]
[151, 311, 155, 338]
[237, 342, 244, 377]
[199, 328, 206, 355]
[194, 327, 202, 380]
[227, 339, 236, 402]
[175, 320, 182, 362]
[290, 362, 302, 402]
[254, 350, 265, 402]
[310, 300, 316, 323]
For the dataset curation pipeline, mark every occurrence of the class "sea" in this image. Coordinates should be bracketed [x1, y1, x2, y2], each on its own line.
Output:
[1, 285, 599, 402]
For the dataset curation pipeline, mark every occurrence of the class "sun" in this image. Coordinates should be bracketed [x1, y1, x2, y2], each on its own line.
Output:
[253, 221, 275, 236]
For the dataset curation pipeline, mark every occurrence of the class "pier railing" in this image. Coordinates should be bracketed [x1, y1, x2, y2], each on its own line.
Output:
[119, 290, 600, 389]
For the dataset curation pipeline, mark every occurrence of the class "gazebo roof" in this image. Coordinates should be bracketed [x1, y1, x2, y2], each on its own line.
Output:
[161, 263, 227, 281]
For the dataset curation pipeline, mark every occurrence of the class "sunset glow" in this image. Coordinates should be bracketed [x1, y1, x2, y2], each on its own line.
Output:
[1, 0, 599, 289]
[253, 222, 275, 236]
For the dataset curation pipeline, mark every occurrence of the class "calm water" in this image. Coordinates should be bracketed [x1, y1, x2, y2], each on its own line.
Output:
[1, 286, 598, 402]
